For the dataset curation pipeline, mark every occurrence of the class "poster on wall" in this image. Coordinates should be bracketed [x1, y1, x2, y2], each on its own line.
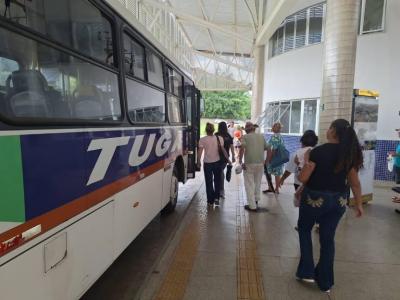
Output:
[353, 90, 379, 150]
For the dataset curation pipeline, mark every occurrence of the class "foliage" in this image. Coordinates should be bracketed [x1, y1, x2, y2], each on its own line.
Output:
[202, 91, 251, 120]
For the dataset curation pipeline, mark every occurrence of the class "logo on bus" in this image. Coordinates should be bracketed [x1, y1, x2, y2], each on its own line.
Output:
[86, 130, 181, 186]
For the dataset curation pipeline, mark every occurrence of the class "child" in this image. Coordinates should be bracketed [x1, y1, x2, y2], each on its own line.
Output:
[279, 130, 318, 230]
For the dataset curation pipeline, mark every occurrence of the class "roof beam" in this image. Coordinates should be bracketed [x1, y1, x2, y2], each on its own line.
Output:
[197, 0, 217, 54]
[241, 0, 257, 33]
[140, 0, 254, 43]
[257, 0, 265, 30]
[255, 0, 297, 45]
[192, 50, 254, 72]
[196, 49, 252, 57]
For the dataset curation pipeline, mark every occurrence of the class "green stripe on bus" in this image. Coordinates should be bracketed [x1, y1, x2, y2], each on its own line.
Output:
[0, 136, 25, 222]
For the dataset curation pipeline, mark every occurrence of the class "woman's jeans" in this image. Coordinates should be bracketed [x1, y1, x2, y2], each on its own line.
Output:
[203, 161, 222, 204]
[296, 187, 346, 291]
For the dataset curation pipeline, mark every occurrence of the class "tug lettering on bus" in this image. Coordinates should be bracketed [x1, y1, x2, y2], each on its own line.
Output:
[86, 130, 179, 186]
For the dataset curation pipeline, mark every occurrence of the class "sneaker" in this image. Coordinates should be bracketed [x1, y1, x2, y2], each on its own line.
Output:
[262, 189, 274, 194]
[296, 277, 315, 283]
[214, 199, 220, 206]
[244, 204, 257, 212]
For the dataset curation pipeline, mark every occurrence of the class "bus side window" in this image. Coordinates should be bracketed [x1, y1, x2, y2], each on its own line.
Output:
[0, 0, 115, 67]
[0, 26, 122, 122]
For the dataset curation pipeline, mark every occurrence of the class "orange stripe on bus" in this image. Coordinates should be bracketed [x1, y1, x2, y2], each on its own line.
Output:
[0, 160, 165, 256]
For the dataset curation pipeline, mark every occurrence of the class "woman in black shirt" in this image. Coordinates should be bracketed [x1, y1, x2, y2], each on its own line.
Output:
[216, 121, 235, 199]
[296, 119, 363, 293]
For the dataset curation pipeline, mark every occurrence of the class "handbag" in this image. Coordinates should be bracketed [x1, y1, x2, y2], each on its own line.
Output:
[216, 135, 229, 164]
[226, 164, 232, 182]
[269, 143, 290, 168]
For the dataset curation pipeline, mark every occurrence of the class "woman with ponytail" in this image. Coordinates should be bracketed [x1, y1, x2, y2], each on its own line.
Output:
[296, 119, 363, 293]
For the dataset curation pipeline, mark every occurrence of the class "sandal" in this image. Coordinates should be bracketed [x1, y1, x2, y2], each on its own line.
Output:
[392, 196, 400, 203]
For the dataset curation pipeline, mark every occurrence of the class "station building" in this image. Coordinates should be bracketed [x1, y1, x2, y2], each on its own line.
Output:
[257, 0, 399, 181]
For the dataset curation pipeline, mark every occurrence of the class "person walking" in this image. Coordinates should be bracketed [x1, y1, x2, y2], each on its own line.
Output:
[228, 121, 235, 138]
[197, 123, 226, 206]
[296, 119, 363, 293]
[267, 123, 285, 194]
[216, 121, 235, 199]
[239, 122, 270, 211]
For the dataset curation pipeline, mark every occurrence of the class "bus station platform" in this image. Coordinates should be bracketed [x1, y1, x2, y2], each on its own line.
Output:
[83, 174, 400, 300]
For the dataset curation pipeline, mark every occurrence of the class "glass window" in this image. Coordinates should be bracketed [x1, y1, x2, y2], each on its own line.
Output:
[290, 101, 301, 134]
[184, 80, 193, 126]
[284, 16, 295, 52]
[303, 100, 317, 131]
[0, 27, 121, 121]
[168, 95, 184, 123]
[167, 67, 183, 98]
[146, 51, 164, 88]
[123, 34, 145, 80]
[308, 5, 323, 44]
[295, 10, 307, 48]
[0, 58, 19, 88]
[126, 78, 165, 123]
[276, 26, 284, 55]
[0, 0, 114, 66]
[279, 102, 290, 133]
[362, 0, 386, 33]
[270, 32, 278, 57]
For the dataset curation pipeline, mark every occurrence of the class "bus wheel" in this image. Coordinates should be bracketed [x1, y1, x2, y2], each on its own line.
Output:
[162, 166, 179, 214]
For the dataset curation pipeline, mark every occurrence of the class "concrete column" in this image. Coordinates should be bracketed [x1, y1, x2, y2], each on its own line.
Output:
[251, 45, 265, 122]
[319, 0, 361, 142]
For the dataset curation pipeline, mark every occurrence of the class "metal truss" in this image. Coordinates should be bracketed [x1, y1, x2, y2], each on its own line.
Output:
[113, 0, 269, 91]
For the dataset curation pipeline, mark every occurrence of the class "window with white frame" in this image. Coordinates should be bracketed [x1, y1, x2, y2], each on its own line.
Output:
[261, 99, 319, 135]
[360, 0, 386, 34]
[269, 3, 325, 58]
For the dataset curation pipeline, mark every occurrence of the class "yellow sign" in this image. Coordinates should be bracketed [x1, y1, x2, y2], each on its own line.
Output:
[354, 89, 379, 97]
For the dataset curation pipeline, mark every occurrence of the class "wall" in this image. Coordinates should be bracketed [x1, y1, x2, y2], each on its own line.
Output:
[354, 0, 400, 141]
[262, 0, 400, 180]
[263, 43, 323, 102]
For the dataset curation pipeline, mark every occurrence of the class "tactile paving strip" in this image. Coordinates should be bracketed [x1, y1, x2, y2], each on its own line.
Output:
[236, 179, 266, 300]
[153, 216, 202, 300]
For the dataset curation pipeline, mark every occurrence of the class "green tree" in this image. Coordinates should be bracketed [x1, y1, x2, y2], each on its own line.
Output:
[203, 91, 251, 120]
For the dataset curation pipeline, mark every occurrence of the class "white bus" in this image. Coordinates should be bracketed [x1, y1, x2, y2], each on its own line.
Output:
[0, 0, 201, 298]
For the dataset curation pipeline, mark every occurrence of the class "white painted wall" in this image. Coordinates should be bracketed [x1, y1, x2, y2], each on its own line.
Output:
[263, 43, 323, 102]
[354, 0, 400, 140]
[263, 0, 400, 140]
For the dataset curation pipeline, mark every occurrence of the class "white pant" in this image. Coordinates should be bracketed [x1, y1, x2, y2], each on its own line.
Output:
[243, 163, 264, 209]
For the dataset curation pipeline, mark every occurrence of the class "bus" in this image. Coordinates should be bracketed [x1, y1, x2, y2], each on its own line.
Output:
[0, 0, 201, 298]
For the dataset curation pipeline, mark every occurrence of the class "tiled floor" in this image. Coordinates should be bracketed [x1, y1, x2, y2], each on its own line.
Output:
[142, 173, 400, 300]
[84, 172, 400, 300]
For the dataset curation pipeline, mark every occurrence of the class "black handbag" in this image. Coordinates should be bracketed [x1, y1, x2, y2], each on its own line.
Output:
[226, 164, 232, 182]
[216, 135, 229, 164]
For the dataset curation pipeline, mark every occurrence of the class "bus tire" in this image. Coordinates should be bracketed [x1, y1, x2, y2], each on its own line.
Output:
[162, 165, 179, 214]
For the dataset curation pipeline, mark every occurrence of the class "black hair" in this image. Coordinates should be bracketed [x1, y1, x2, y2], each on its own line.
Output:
[330, 119, 363, 173]
[300, 130, 318, 147]
[217, 121, 228, 136]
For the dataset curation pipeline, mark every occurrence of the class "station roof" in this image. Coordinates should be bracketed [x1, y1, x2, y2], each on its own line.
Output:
[141, 0, 266, 91]
[113, 0, 293, 91]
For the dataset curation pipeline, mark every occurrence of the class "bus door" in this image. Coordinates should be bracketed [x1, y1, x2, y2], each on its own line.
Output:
[185, 85, 201, 178]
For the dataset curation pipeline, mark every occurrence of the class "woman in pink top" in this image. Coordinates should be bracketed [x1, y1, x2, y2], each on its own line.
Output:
[197, 123, 226, 206]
